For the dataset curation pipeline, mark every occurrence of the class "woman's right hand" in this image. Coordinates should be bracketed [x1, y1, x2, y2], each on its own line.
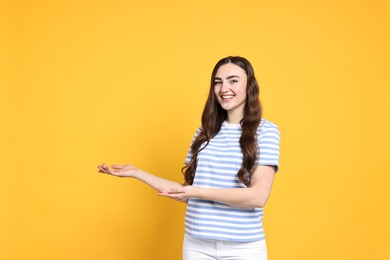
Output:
[97, 163, 140, 178]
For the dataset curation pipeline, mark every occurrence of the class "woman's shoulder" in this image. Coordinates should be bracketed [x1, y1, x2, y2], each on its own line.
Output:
[259, 118, 278, 128]
[258, 118, 280, 134]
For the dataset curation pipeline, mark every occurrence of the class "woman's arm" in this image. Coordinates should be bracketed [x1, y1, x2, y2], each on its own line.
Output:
[159, 165, 275, 209]
[97, 163, 184, 192]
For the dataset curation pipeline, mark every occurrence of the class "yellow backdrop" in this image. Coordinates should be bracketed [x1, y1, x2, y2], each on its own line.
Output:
[1, 0, 388, 259]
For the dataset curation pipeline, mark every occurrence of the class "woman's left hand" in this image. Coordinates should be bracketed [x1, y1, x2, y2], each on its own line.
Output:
[158, 186, 199, 203]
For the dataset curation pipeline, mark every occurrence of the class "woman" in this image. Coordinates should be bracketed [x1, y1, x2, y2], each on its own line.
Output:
[98, 56, 280, 260]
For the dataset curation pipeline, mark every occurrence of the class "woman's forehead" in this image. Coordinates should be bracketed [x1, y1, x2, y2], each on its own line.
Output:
[215, 63, 247, 78]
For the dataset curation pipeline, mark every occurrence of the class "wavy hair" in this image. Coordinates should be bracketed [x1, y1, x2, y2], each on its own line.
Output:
[182, 56, 262, 187]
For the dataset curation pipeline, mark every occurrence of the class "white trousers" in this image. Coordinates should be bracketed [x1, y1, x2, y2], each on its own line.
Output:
[183, 234, 267, 260]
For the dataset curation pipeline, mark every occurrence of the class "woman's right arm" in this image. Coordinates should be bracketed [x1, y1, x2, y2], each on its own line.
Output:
[97, 163, 184, 193]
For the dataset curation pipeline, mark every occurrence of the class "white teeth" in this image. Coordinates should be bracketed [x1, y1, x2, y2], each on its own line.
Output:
[221, 95, 235, 99]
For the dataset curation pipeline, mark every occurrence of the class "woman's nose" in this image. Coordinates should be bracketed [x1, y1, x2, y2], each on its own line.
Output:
[221, 82, 229, 92]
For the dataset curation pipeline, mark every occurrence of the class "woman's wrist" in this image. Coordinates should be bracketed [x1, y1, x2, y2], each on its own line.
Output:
[194, 186, 203, 199]
[132, 168, 142, 179]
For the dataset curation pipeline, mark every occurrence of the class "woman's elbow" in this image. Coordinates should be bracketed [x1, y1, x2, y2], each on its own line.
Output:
[250, 197, 269, 209]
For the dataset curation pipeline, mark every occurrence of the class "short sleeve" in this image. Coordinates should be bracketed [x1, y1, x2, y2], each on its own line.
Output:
[184, 127, 202, 165]
[257, 121, 281, 173]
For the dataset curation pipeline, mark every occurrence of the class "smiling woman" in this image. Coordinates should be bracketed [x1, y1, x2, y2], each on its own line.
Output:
[98, 56, 280, 260]
[213, 63, 248, 123]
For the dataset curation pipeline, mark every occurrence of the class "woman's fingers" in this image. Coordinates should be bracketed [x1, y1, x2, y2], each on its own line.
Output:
[97, 165, 107, 173]
[162, 193, 186, 202]
[156, 188, 166, 194]
[111, 164, 123, 169]
[102, 163, 113, 174]
[98, 163, 116, 175]
[168, 188, 183, 194]
[157, 189, 189, 203]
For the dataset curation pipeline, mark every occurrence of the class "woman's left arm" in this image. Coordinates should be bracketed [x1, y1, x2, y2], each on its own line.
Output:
[159, 165, 275, 209]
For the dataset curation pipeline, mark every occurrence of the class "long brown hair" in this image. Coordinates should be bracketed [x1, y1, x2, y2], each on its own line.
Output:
[183, 56, 262, 187]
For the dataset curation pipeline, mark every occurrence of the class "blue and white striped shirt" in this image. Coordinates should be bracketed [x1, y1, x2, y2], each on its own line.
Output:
[184, 119, 280, 242]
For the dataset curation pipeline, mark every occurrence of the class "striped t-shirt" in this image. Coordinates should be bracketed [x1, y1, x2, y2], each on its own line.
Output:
[184, 119, 280, 242]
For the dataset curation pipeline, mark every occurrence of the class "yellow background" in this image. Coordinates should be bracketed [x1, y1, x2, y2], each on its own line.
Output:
[1, 0, 389, 259]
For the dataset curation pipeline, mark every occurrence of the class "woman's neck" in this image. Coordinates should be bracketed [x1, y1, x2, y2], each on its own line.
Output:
[226, 111, 243, 124]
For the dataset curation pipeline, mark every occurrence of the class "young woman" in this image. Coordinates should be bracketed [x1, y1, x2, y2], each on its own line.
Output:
[98, 56, 280, 260]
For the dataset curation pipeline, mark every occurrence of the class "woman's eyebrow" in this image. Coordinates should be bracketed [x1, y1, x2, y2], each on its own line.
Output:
[214, 75, 240, 81]
[226, 75, 240, 80]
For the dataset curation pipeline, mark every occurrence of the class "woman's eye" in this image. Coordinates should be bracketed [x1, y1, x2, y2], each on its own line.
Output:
[214, 81, 222, 86]
[230, 80, 238, 84]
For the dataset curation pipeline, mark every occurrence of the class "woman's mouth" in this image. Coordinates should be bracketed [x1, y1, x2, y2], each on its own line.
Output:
[221, 94, 235, 99]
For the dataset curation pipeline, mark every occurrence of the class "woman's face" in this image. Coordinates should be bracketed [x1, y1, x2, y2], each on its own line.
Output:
[213, 63, 248, 120]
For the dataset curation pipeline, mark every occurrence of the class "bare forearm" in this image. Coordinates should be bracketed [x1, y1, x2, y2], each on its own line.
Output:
[159, 166, 275, 208]
[134, 169, 183, 191]
[196, 187, 268, 209]
[196, 166, 275, 209]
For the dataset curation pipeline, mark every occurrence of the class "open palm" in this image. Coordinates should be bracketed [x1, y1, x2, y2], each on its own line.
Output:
[97, 163, 138, 178]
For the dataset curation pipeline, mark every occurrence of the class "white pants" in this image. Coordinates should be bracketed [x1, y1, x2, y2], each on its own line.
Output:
[183, 234, 267, 260]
